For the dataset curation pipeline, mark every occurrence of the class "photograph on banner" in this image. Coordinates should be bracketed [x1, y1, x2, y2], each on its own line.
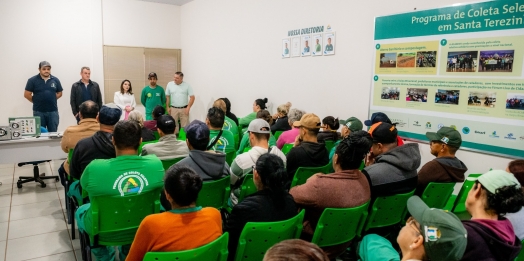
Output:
[506, 93, 524, 110]
[381, 87, 400, 100]
[397, 52, 416, 67]
[379, 53, 397, 67]
[282, 39, 290, 58]
[323, 32, 335, 55]
[479, 50, 514, 72]
[445, 51, 477, 72]
[406, 88, 428, 102]
[468, 91, 496, 108]
[291, 37, 300, 57]
[435, 89, 460, 105]
[416, 51, 436, 68]
[301, 35, 311, 56]
[312, 33, 323, 56]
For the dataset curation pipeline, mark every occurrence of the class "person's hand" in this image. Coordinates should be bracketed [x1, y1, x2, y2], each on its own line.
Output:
[293, 135, 302, 147]
[365, 152, 376, 166]
[184, 107, 190, 115]
[125, 106, 132, 112]
[272, 113, 279, 120]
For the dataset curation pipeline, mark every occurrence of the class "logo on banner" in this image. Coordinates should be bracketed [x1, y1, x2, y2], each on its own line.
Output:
[412, 120, 421, 127]
[425, 122, 431, 129]
[462, 127, 470, 134]
[504, 133, 516, 140]
[474, 130, 486, 135]
[391, 118, 406, 128]
[437, 124, 444, 130]
[489, 131, 500, 138]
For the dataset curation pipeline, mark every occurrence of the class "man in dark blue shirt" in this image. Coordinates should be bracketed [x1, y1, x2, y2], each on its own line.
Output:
[24, 61, 63, 132]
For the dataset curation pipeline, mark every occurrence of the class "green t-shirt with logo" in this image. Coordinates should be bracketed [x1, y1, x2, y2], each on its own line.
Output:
[223, 116, 239, 136]
[208, 129, 236, 154]
[141, 85, 166, 120]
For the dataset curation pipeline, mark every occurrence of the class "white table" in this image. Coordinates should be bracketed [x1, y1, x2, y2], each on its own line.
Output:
[0, 136, 66, 164]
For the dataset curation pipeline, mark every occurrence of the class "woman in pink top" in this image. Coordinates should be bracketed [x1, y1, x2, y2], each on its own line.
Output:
[276, 108, 305, 149]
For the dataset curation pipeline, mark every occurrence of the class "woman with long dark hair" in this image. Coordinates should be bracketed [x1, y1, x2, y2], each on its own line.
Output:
[114, 79, 136, 120]
[239, 97, 268, 131]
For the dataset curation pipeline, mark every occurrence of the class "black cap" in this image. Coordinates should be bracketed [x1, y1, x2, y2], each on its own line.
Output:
[99, 105, 121, 125]
[364, 112, 392, 126]
[186, 120, 210, 145]
[368, 122, 397, 144]
[156, 115, 176, 134]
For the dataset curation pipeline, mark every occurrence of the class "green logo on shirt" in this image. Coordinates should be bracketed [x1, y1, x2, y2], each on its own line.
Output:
[147, 93, 152, 98]
[113, 171, 149, 196]
[223, 121, 231, 131]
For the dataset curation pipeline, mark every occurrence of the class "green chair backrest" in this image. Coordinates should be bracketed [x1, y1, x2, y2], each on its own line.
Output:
[237, 174, 257, 203]
[153, 131, 160, 140]
[364, 190, 415, 231]
[161, 157, 185, 171]
[452, 174, 482, 214]
[88, 187, 163, 246]
[143, 232, 229, 261]
[138, 140, 158, 155]
[68, 149, 74, 163]
[273, 131, 283, 141]
[324, 140, 336, 152]
[515, 240, 524, 261]
[359, 160, 365, 171]
[243, 147, 250, 154]
[311, 202, 370, 248]
[421, 182, 456, 209]
[234, 210, 305, 261]
[178, 128, 186, 141]
[290, 163, 331, 188]
[226, 151, 236, 166]
[234, 134, 239, 150]
[281, 144, 294, 155]
[196, 176, 230, 210]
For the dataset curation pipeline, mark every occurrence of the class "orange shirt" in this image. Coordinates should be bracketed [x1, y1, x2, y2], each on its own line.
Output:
[125, 207, 222, 261]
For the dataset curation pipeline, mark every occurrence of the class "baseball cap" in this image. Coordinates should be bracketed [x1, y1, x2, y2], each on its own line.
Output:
[148, 72, 157, 79]
[39, 61, 51, 69]
[293, 113, 322, 129]
[340, 117, 363, 132]
[407, 196, 467, 261]
[99, 105, 121, 125]
[364, 112, 392, 126]
[368, 122, 397, 144]
[476, 170, 521, 194]
[156, 115, 176, 133]
[248, 119, 270, 134]
[185, 120, 210, 145]
[426, 127, 462, 148]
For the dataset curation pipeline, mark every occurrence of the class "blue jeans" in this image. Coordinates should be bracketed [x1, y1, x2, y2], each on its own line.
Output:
[34, 111, 59, 132]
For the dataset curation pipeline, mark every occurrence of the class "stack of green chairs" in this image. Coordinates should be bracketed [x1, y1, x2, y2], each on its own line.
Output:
[363, 190, 415, 231]
[281, 144, 294, 155]
[233, 210, 305, 261]
[196, 176, 230, 210]
[161, 157, 185, 171]
[143, 233, 229, 261]
[290, 162, 332, 188]
[138, 140, 158, 155]
[273, 131, 283, 141]
[450, 173, 482, 219]
[178, 128, 186, 141]
[237, 174, 257, 203]
[421, 182, 456, 209]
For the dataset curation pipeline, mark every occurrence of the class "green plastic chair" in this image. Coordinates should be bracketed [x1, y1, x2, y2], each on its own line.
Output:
[138, 140, 158, 155]
[196, 176, 230, 210]
[234, 134, 239, 150]
[226, 151, 236, 166]
[515, 240, 524, 261]
[161, 157, 185, 171]
[237, 174, 257, 203]
[311, 202, 370, 248]
[234, 210, 305, 261]
[363, 190, 415, 231]
[421, 182, 456, 209]
[153, 131, 160, 140]
[359, 160, 365, 170]
[79, 187, 163, 259]
[452, 174, 481, 219]
[281, 144, 294, 155]
[143, 232, 229, 261]
[290, 162, 331, 188]
[273, 131, 283, 141]
[324, 140, 336, 152]
[243, 147, 250, 154]
[178, 128, 186, 141]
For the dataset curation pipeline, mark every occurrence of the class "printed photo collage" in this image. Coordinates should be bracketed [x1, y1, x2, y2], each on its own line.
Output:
[282, 32, 335, 58]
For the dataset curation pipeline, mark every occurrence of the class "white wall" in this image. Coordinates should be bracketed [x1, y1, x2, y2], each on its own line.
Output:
[180, 0, 515, 174]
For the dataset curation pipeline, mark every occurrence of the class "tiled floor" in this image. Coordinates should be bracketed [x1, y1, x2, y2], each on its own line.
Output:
[0, 160, 82, 261]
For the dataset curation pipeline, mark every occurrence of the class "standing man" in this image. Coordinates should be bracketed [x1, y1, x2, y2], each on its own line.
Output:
[70, 67, 103, 123]
[141, 72, 166, 120]
[165, 72, 195, 134]
[24, 61, 63, 132]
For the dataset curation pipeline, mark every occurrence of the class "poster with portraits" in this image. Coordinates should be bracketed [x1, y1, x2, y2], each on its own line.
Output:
[323, 32, 336, 55]
[301, 35, 311, 56]
[291, 37, 301, 57]
[282, 38, 290, 58]
[312, 33, 323, 56]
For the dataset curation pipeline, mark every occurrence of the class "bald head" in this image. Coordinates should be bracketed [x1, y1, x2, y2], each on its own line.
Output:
[79, 100, 99, 119]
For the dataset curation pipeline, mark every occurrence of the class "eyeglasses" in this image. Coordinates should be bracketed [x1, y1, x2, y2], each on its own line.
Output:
[406, 216, 421, 235]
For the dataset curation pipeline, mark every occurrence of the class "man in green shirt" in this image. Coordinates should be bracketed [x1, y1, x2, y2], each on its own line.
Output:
[141, 72, 166, 120]
[315, 38, 321, 52]
[75, 120, 164, 261]
[206, 107, 235, 154]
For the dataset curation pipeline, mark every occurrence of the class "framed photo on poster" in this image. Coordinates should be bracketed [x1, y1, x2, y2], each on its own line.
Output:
[282, 38, 290, 58]
[301, 34, 311, 56]
[312, 33, 323, 56]
[291, 37, 301, 57]
[323, 32, 336, 55]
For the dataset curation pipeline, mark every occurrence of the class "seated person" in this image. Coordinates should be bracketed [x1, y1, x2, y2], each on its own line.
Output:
[286, 113, 329, 185]
[364, 112, 404, 146]
[415, 127, 467, 196]
[239, 97, 268, 132]
[290, 131, 372, 259]
[58, 101, 99, 187]
[141, 115, 189, 160]
[214, 99, 238, 137]
[506, 159, 524, 240]
[143, 105, 165, 131]
[128, 111, 156, 142]
[276, 108, 305, 149]
[126, 166, 222, 260]
[224, 154, 298, 260]
[329, 117, 363, 160]
[264, 239, 329, 261]
[363, 122, 420, 198]
[317, 116, 341, 143]
[220, 97, 239, 126]
[206, 107, 236, 154]
[270, 102, 292, 134]
[176, 120, 230, 181]
[461, 169, 524, 261]
[75, 120, 165, 261]
[230, 119, 286, 205]
[358, 196, 467, 261]
[237, 110, 277, 154]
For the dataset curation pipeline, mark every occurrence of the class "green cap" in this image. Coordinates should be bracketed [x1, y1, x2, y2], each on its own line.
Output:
[407, 196, 467, 261]
[340, 117, 363, 132]
[476, 170, 521, 194]
[426, 126, 462, 148]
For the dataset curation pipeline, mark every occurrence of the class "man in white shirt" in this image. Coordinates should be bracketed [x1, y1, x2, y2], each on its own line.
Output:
[165, 71, 195, 134]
